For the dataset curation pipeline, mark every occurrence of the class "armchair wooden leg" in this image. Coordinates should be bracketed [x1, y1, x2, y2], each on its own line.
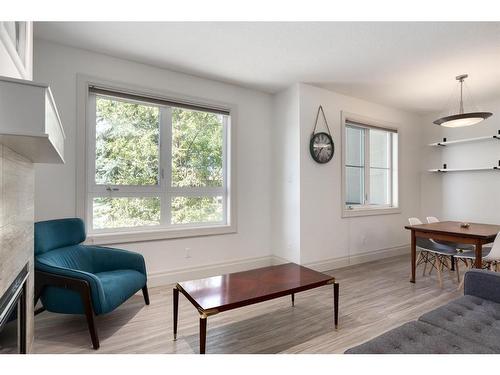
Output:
[142, 285, 150, 305]
[82, 287, 99, 350]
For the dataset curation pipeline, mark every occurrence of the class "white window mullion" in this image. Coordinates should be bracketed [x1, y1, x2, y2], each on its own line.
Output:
[160, 106, 172, 227]
[87, 93, 97, 193]
[364, 128, 370, 206]
[388, 133, 393, 207]
[86, 93, 97, 229]
[222, 115, 229, 225]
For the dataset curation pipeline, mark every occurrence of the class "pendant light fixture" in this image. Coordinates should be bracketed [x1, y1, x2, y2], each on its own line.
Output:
[433, 74, 492, 127]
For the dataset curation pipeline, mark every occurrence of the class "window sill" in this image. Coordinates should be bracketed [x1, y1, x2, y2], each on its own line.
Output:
[86, 224, 236, 245]
[342, 206, 401, 218]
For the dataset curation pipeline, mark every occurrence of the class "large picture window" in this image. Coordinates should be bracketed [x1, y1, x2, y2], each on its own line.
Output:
[85, 86, 230, 236]
[342, 113, 399, 217]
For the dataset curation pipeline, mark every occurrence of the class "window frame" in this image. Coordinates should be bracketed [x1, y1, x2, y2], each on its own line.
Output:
[341, 111, 400, 218]
[76, 76, 237, 244]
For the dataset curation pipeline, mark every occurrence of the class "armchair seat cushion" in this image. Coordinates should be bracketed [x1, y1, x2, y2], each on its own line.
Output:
[95, 270, 146, 313]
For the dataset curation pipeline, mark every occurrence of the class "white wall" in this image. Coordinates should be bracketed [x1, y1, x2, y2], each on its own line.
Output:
[298, 84, 423, 268]
[33, 39, 273, 284]
[271, 85, 301, 263]
[32, 39, 436, 283]
[421, 97, 500, 224]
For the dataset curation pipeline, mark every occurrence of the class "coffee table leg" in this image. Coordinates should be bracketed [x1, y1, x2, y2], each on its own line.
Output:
[291, 293, 295, 307]
[173, 287, 179, 340]
[200, 316, 207, 354]
[333, 282, 339, 329]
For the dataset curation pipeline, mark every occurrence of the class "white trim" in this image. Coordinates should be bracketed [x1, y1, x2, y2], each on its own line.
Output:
[303, 245, 409, 272]
[76, 74, 238, 241]
[145, 246, 408, 287]
[87, 223, 237, 245]
[146, 255, 274, 287]
[342, 206, 401, 218]
[341, 111, 401, 218]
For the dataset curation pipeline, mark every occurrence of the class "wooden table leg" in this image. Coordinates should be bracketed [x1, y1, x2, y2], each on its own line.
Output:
[333, 282, 339, 328]
[475, 241, 483, 269]
[410, 230, 416, 283]
[199, 316, 207, 354]
[291, 293, 295, 307]
[173, 287, 179, 340]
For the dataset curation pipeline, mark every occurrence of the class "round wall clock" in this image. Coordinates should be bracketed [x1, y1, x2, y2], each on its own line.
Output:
[310, 105, 334, 164]
[310, 132, 334, 164]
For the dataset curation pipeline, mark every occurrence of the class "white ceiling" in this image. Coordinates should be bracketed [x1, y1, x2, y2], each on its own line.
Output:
[34, 22, 500, 114]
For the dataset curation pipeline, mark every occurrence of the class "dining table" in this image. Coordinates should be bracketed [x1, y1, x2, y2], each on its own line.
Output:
[404, 220, 500, 283]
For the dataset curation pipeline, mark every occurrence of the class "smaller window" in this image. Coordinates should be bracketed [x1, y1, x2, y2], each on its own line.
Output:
[342, 114, 399, 217]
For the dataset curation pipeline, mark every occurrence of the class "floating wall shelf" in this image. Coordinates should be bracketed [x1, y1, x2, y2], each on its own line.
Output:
[428, 167, 500, 173]
[429, 131, 500, 147]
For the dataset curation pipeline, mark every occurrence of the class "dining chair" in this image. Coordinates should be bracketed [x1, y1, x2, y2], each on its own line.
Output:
[409, 217, 457, 287]
[426, 216, 476, 277]
[426, 217, 474, 252]
[426, 216, 439, 224]
[456, 232, 500, 289]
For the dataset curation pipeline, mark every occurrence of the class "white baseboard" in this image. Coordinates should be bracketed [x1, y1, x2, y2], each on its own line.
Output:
[147, 245, 409, 287]
[147, 255, 274, 287]
[302, 245, 409, 273]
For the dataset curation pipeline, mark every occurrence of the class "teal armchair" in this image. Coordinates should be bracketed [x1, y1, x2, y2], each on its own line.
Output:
[34, 218, 149, 349]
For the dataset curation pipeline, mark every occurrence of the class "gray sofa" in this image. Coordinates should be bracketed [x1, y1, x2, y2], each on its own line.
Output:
[346, 269, 500, 354]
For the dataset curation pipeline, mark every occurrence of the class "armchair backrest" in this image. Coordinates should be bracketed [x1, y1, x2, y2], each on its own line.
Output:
[35, 218, 86, 256]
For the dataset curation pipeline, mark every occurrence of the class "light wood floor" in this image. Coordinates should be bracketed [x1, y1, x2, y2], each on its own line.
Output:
[30, 254, 462, 354]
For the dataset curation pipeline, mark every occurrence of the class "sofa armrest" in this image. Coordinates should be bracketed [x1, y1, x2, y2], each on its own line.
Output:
[464, 269, 500, 304]
[89, 246, 147, 276]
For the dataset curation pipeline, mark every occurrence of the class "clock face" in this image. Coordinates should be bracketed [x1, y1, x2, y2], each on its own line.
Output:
[310, 132, 334, 164]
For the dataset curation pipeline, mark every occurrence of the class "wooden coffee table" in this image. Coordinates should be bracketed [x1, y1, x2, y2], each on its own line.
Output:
[172, 263, 339, 354]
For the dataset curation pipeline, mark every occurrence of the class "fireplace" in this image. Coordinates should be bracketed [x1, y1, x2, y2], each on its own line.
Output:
[0, 263, 28, 354]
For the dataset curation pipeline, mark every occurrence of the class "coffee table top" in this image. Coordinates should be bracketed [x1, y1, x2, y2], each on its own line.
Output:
[176, 263, 335, 314]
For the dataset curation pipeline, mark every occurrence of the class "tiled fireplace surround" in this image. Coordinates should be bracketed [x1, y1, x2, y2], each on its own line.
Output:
[0, 144, 34, 352]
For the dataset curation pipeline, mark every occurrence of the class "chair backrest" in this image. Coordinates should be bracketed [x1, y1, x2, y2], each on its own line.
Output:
[34, 218, 86, 256]
[427, 216, 439, 224]
[408, 217, 423, 226]
[483, 232, 500, 261]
